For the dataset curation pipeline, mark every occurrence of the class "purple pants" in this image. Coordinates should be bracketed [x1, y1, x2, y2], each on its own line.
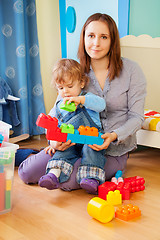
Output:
[18, 150, 128, 191]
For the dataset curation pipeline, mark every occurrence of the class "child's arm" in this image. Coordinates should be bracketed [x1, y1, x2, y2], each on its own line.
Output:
[82, 93, 106, 112]
[63, 93, 106, 112]
[63, 96, 85, 106]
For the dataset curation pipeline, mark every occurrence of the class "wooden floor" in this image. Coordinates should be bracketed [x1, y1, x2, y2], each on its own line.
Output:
[0, 135, 160, 240]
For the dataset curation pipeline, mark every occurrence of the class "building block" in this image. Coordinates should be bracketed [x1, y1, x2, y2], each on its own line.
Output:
[124, 176, 145, 193]
[115, 204, 141, 221]
[60, 123, 74, 134]
[98, 180, 130, 201]
[0, 134, 4, 147]
[60, 101, 76, 112]
[115, 170, 123, 179]
[78, 126, 99, 137]
[116, 182, 130, 200]
[0, 171, 5, 211]
[84, 133, 104, 145]
[36, 113, 58, 130]
[87, 197, 115, 223]
[5, 191, 11, 209]
[107, 190, 122, 205]
[67, 129, 86, 144]
[6, 179, 12, 191]
[46, 128, 68, 142]
[36, 113, 104, 145]
[98, 181, 117, 200]
[111, 177, 124, 184]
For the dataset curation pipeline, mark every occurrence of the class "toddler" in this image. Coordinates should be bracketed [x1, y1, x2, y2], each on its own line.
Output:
[38, 59, 106, 194]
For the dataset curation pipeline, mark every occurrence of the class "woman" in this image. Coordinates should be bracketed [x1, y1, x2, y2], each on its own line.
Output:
[18, 13, 146, 192]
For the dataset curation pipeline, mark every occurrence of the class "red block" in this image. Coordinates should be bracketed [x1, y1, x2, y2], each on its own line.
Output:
[46, 129, 67, 142]
[98, 182, 117, 200]
[124, 176, 145, 193]
[116, 182, 131, 200]
[36, 113, 58, 130]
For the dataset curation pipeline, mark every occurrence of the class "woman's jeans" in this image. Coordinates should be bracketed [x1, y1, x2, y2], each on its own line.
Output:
[18, 150, 128, 191]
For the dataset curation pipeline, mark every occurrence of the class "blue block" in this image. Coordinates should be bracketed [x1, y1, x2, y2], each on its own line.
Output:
[84, 134, 104, 145]
[67, 130, 86, 144]
[115, 170, 123, 179]
[67, 130, 104, 145]
[0, 165, 4, 173]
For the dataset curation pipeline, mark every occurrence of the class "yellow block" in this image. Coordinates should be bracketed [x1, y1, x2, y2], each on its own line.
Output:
[6, 180, 12, 191]
[149, 118, 160, 131]
[107, 190, 122, 205]
[87, 197, 114, 223]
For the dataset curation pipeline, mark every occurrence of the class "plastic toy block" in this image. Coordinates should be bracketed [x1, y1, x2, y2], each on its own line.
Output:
[6, 180, 12, 191]
[115, 204, 141, 221]
[87, 197, 115, 223]
[124, 176, 145, 193]
[36, 114, 104, 145]
[0, 166, 4, 173]
[78, 126, 99, 136]
[67, 130, 86, 144]
[115, 170, 123, 179]
[116, 182, 131, 200]
[0, 134, 4, 144]
[0, 172, 5, 211]
[36, 113, 58, 130]
[84, 133, 104, 145]
[107, 190, 122, 205]
[98, 181, 117, 200]
[111, 177, 124, 184]
[60, 101, 76, 112]
[60, 123, 74, 134]
[5, 191, 11, 209]
[46, 128, 67, 142]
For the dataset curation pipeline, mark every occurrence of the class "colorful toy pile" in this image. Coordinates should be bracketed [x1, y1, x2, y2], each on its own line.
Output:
[142, 109, 160, 132]
[87, 170, 145, 223]
[0, 142, 19, 214]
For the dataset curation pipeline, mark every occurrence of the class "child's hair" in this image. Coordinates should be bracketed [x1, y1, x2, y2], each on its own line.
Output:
[51, 59, 89, 87]
[77, 13, 123, 81]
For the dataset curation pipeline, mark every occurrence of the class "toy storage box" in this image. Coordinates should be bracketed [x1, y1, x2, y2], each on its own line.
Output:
[0, 142, 19, 214]
[0, 121, 12, 142]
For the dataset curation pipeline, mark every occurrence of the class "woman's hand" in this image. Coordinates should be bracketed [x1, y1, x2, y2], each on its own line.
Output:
[88, 132, 117, 151]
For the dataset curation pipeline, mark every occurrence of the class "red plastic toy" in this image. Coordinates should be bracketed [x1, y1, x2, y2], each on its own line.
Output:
[124, 176, 145, 193]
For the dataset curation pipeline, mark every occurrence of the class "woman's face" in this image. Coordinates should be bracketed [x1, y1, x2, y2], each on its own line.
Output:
[84, 20, 111, 60]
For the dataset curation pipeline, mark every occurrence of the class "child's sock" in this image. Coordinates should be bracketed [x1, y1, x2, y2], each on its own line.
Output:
[49, 168, 61, 178]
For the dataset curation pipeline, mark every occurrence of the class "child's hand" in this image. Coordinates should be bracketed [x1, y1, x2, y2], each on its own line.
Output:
[63, 96, 85, 106]
[44, 146, 55, 156]
[50, 140, 75, 151]
[88, 132, 117, 151]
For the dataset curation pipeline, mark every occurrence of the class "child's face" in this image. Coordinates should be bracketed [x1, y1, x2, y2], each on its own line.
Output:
[56, 78, 84, 98]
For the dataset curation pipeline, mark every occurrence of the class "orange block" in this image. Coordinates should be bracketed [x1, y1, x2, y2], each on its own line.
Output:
[115, 204, 141, 221]
[78, 126, 98, 136]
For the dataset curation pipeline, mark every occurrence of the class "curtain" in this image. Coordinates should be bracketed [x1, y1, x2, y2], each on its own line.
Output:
[0, 0, 45, 137]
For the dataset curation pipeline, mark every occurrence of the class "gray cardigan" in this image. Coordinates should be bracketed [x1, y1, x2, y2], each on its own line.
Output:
[85, 58, 146, 156]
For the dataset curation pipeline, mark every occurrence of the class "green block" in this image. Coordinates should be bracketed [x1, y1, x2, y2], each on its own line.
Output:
[60, 123, 74, 134]
[60, 101, 76, 112]
[5, 191, 11, 209]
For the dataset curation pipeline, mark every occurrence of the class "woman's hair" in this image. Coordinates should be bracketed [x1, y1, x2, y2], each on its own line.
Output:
[51, 59, 89, 87]
[77, 13, 123, 81]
